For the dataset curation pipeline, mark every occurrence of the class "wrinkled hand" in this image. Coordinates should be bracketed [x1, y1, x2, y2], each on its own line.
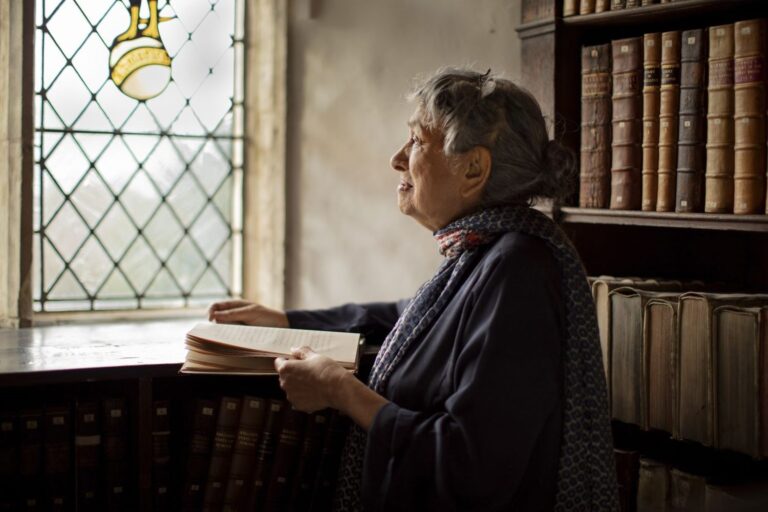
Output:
[208, 299, 289, 327]
[274, 346, 349, 413]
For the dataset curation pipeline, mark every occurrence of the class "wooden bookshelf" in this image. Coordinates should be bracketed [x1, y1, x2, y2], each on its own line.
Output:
[560, 208, 768, 232]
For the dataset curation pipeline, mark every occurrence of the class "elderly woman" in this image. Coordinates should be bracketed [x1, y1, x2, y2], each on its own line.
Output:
[209, 69, 618, 511]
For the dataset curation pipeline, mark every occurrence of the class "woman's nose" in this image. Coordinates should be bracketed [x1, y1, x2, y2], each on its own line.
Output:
[390, 144, 408, 172]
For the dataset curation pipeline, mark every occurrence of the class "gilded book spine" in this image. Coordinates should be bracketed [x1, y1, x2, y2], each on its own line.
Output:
[563, 0, 579, 17]
[580, 0, 596, 15]
[734, 19, 767, 214]
[675, 28, 708, 213]
[705, 24, 736, 213]
[657, 31, 681, 211]
[610, 37, 643, 210]
[642, 33, 662, 211]
[580, 44, 612, 208]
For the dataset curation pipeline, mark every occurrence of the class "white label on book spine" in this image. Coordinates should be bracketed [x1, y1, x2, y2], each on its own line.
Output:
[157, 407, 167, 416]
[111, 409, 122, 418]
[226, 402, 237, 410]
[84, 413, 95, 423]
[621, 45, 629, 53]
[53, 416, 64, 425]
[202, 407, 214, 416]
[687, 36, 696, 45]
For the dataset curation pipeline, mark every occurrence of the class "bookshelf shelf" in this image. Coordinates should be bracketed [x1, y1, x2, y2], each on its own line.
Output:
[559, 208, 768, 232]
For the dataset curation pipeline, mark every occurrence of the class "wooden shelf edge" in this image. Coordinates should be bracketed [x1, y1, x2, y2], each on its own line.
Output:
[559, 207, 768, 232]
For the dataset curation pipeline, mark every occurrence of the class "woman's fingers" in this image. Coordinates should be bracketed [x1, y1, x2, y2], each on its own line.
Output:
[290, 346, 315, 360]
[208, 299, 249, 321]
[210, 304, 253, 324]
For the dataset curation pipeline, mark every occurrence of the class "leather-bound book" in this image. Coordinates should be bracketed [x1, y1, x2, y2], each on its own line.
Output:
[580, 0, 596, 14]
[309, 411, 351, 512]
[642, 33, 662, 211]
[612, 0, 626, 9]
[289, 411, 330, 510]
[244, 399, 285, 511]
[43, 405, 72, 511]
[657, 31, 682, 211]
[669, 469, 706, 511]
[222, 396, 266, 512]
[580, 43, 612, 208]
[610, 288, 678, 428]
[262, 407, 308, 512]
[563, 0, 579, 17]
[614, 449, 640, 512]
[595, 0, 610, 12]
[677, 293, 768, 446]
[103, 398, 129, 511]
[626, 0, 639, 7]
[636, 458, 669, 512]
[705, 24, 736, 213]
[202, 396, 241, 512]
[733, 19, 767, 214]
[0, 411, 19, 510]
[181, 398, 218, 511]
[713, 305, 768, 457]
[611, 37, 643, 210]
[645, 297, 679, 434]
[675, 29, 708, 212]
[75, 401, 101, 511]
[151, 400, 171, 512]
[19, 408, 44, 511]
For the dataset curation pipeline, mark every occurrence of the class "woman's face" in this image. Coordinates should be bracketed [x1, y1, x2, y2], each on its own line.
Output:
[390, 112, 469, 231]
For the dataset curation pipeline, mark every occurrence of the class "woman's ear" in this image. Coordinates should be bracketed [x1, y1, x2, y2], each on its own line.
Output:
[461, 146, 492, 199]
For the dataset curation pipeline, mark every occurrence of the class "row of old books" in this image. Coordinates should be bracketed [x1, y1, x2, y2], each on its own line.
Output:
[614, 450, 768, 512]
[592, 276, 768, 458]
[167, 395, 349, 512]
[0, 398, 132, 511]
[580, 19, 768, 214]
[564, 0, 678, 17]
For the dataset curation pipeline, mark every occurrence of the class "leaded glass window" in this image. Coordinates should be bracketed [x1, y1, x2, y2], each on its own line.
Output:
[33, 0, 244, 312]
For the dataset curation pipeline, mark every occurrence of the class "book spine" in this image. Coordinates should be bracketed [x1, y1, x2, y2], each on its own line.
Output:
[289, 411, 330, 510]
[580, 43, 613, 208]
[610, 292, 644, 425]
[610, 37, 643, 210]
[579, 0, 596, 15]
[181, 398, 218, 511]
[0, 412, 19, 510]
[641, 0, 658, 5]
[657, 31, 682, 211]
[612, 0, 626, 9]
[705, 24, 736, 213]
[614, 449, 640, 512]
[734, 19, 767, 214]
[563, 0, 579, 17]
[642, 33, 662, 211]
[262, 407, 308, 512]
[595, 0, 610, 12]
[202, 396, 241, 512]
[151, 400, 171, 512]
[102, 398, 130, 511]
[637, 458, 670, 511]
[75, 401, 102, 510]
[19, 408, 44, 511]
[760, 308, 768, 458]
[675, 28, 708, 213]
[44, 405, 72, 511]
[626, 0, 640, 7]
[222, 396, 267, 512]
[309, 412, 350, 512]
[244, 399, 285, 511]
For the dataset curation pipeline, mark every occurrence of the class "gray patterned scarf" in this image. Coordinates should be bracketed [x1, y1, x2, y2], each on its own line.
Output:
[334, 205, 619, 511]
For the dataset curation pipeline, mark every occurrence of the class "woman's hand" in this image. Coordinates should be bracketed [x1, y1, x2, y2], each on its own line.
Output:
[207, 299, 289, 328]
[274, 346, 348, 413]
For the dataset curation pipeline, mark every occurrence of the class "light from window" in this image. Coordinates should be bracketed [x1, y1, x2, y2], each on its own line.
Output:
[33, 0, 244, 312]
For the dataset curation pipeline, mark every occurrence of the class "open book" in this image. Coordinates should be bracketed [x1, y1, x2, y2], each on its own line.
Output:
[180, 322, 362, 375]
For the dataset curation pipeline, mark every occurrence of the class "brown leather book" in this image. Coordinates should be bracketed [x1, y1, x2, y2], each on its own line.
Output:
[563, 0, 579, 17]
[733, 19, 767, 214]
[645, 297, 679, 434]
[677, 293, 768, 446]
[705, 24, 736, 213]
[19, 408, 44, 511]
[612, 0, 626, 9]
[669, 469, 706, 511]
[309, 411, 351, 512]
[610, 288, 679, 427]
[626, 0, 640, 6]
[614, 449, 640, 512]
[244, 399, 286, 511]
[0, 411, 19, 510]
[675, 29, 708, 213]
[595, 0, 610, 12]
[202, 396, 241, 511]
[43, 405, 72, 511]
[181, 398, 218, 511]
[103, 398, 129, 511]
[636, 458, 669, 512]
[75, 401, 102, 510]
[713, 305, 768, 457]
[222, 396, 267, 512]
[580, 43, 612, 208]
[151, 400, 171, 512]
[262, 407, 308, 512]
[580, 0, 596, 14]
[642, 33, 662, 211]
[657, 31, 681, 211]
[289, 411, 331, 510]
[611, 37, 643, 210]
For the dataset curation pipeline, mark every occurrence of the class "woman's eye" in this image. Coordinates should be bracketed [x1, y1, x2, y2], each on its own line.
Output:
[410, 135, 421, 146]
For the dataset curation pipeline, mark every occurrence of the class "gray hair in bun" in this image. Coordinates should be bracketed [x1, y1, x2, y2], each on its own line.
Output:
[409, 68, 576, 207]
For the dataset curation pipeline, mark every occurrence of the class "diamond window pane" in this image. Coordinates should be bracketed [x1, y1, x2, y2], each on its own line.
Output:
[35, 0, 243, 311]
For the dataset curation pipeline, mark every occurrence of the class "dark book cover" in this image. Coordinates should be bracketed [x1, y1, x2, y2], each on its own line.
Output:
[151, 400, 172, 512]
[0, 411, 19, 511]
[43, 404, 72, 511]
[309, 412, 351, 512]
[262, 407, 309, 511]
[244, 399, 285, 511]
[75, 401, 102, 511]
[580, 43, 612, 208]
[181, 397, 218, 511]
[19, 408, 44, 511]
[289, 411, 331, 510]
[102, 398, 130, 511]
[222, 396, 267, 512]
[202, 396, 241, 511]
[641, 33, 662, 211]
